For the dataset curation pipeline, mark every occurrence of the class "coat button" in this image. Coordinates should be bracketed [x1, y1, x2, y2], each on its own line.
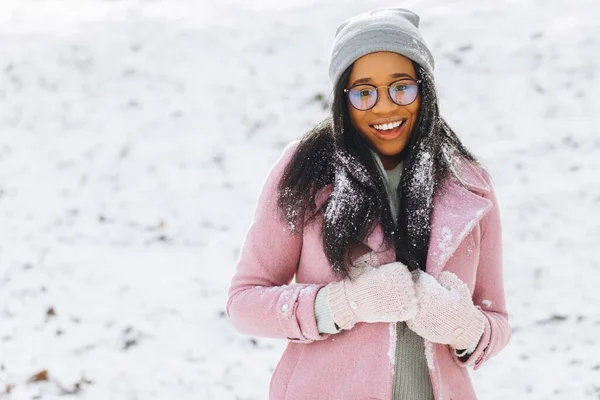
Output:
[281, 304, 289, 312]
[454, 328, 464, 336]
[350, 301, 358, 310]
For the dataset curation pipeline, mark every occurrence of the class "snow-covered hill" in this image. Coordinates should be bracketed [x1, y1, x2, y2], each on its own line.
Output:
[1, 0, 598, 398]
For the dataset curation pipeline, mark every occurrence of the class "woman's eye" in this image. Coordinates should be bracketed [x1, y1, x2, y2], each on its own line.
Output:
[392, 84, 408, 92]
[358, 90, 372, 97]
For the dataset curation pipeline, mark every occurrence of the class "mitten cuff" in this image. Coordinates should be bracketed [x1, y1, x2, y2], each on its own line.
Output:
[314, 286, 341, 334]
[327, 281, 356, 330]
[454, 308, 486, 350]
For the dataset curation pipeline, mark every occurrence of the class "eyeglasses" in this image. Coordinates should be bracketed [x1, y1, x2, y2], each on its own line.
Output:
[344, 78, 422, 111]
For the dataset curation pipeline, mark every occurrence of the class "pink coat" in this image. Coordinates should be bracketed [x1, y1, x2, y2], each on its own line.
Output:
[226, 140, 511, 400]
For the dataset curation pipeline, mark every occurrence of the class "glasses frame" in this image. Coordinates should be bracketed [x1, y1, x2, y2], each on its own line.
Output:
[343, 78, 422, 111]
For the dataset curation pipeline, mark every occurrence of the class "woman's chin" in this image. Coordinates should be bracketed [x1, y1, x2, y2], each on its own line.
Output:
[374, 142, 408, 157]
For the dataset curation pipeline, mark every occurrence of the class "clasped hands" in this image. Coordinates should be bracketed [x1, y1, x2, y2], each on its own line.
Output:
[327, 253, 486, 351]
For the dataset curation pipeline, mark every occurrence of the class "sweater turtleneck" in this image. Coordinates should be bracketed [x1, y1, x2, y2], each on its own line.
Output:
[368, 148, 403, 225]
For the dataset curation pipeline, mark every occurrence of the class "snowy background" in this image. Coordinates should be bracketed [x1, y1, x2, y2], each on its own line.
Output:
[0, 0, 599, 399]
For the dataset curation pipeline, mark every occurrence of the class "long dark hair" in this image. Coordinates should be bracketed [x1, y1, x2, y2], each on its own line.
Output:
[277, 62, 478, 277]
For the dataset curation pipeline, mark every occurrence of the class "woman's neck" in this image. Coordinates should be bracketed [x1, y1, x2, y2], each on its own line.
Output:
[379, 153, 403, 170]
[374, 146, 409, 170]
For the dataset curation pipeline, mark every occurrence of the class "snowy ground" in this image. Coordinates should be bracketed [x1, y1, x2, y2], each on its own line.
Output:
[0, 0, 599, 399]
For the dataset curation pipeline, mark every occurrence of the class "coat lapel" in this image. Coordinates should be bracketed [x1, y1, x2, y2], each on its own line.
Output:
[425, 160, 493, 277]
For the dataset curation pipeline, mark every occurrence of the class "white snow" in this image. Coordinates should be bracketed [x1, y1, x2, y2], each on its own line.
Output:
[1, 0, 599, 399]
[437, 226, 453, 262]
[424, 339, 436, 371]
[388, 322, 397, 373]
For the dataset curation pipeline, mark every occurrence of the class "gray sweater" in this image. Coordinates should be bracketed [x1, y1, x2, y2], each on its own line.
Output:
[314, 150, 434, 400]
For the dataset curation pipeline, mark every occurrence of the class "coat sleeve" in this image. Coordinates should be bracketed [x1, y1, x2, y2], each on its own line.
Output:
[225, 140, 330, 344]
[452, 169, 511, 370]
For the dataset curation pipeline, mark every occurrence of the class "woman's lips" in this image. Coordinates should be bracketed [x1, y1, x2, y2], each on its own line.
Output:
[371, 121, 406, 140]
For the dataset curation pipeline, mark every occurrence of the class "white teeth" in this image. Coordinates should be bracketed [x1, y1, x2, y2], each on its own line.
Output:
[373, 120, 403, 131]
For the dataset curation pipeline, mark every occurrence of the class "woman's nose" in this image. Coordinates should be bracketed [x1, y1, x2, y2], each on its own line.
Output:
[371, 89, 397, 114]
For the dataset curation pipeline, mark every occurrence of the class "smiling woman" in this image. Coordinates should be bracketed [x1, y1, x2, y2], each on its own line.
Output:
[346, 52, 422, 170]
[226, 7, 511, 400]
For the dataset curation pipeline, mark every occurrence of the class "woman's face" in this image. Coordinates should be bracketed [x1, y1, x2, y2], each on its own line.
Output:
[346, 51, 421, 169]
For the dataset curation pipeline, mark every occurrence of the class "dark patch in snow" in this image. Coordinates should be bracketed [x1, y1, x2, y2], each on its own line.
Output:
[535, 314, 568, 325]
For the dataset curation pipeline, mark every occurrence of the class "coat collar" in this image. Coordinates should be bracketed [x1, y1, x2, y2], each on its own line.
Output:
[425, 159, 493, 277]
[313, 158, 493, 273]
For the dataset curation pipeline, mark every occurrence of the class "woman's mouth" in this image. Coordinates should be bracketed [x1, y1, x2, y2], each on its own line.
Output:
[370, 119, 406, 140]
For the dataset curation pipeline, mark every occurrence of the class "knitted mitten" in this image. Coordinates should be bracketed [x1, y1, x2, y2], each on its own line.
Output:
[407, 270, 486, 350]
[327, 260, 418, 330]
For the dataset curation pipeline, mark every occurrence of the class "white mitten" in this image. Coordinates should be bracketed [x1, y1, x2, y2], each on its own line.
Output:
[407, 270, 486, 350]
[327, 258, 418, 330]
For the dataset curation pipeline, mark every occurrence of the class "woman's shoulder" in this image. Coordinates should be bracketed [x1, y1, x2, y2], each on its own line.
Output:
[281, 139, 302, 156]
[449, 156, 494, 195]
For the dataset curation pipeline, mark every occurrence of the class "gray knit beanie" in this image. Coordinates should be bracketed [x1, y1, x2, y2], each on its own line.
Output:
[328, 7, 435, 87]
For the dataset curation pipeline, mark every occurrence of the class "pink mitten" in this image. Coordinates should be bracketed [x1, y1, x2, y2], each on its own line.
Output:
[327, 259, 418, 330]
[406, 270, 486, 351]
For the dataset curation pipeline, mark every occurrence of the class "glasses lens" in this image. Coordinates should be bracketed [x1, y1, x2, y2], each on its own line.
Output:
[389, 80, 419, 106]
[347, 86, 378, 110]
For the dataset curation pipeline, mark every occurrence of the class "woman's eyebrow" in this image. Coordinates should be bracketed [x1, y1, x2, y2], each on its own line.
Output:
[350, 72, 415, 86]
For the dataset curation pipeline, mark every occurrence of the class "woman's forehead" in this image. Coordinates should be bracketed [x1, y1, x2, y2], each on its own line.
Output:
[350, 52, 416, 82]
